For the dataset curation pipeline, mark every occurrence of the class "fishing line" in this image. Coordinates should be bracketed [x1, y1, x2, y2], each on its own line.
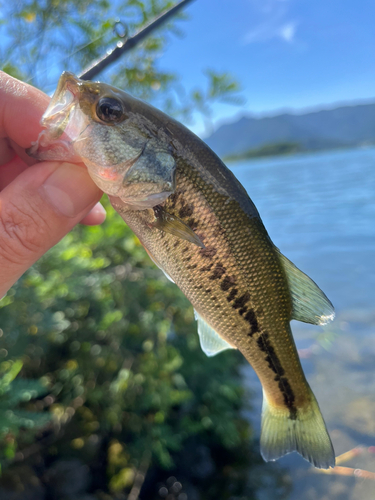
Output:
[57, 19, 129, 64]
[2, 0, 194, 88]
[24, 28, 112, 85]
[1, 19, 124, 86]
[25, 19, 130, 90]
[0, 26, 47, 75]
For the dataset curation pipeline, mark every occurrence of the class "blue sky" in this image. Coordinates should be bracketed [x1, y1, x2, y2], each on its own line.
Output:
[1, 0, 373, 137]
[160, 0, 375, 135]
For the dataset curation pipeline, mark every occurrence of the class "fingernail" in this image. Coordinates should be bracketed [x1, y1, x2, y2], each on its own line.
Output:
[90, 202, 106, 218]
[82, 202, 107, 225]
[41, 163, 101, 217]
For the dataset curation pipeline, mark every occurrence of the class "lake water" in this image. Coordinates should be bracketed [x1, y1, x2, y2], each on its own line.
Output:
[230, 147, 375, 499]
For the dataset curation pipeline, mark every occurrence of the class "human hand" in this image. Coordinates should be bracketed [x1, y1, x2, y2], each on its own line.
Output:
[0, 72, 105, 298]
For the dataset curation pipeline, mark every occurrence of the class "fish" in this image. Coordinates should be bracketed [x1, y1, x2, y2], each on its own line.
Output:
[28, 72, 336, 469]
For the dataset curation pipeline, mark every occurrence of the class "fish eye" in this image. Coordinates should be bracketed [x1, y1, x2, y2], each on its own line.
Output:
[96, 97, 124, 123]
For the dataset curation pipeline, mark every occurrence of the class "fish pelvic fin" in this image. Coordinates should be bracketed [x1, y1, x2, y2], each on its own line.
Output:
[194, 310, 236, 357]
[260, 388, 335, 469]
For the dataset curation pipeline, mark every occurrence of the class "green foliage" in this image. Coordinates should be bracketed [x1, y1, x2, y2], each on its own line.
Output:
[0, 201, 282, 497]
[0, 360, 50, 465]
[185, 70, 244, 133]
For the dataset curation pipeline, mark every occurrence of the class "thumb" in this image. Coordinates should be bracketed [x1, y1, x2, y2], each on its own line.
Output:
[0, 161, 102, 297]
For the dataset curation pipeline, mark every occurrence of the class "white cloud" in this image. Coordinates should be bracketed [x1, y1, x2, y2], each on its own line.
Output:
[244, 21, 278, 44]
[244, 19, 298, 44]
[243, 0, 298, 45]
[279, 22, 297, 42]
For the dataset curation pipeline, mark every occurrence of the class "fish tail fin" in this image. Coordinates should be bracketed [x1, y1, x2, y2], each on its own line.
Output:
[260, 389, 335, 469]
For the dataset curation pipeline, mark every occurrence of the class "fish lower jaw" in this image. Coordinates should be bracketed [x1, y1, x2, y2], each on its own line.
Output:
[86, 170, 123, 197]
[87, 170, 172, 210]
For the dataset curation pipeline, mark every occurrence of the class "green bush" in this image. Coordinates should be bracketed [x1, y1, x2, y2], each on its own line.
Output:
[0, 201, 291, 498]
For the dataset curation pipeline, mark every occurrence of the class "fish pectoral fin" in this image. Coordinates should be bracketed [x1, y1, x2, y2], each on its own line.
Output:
[152, 205, 205, 248]
[260, 388, 335, 469]
[277, 251, 335, 326]
[194, 310, 236, 357]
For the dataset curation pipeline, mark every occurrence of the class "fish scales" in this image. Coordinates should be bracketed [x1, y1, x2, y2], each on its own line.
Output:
[28, 72, 336, 469]
[116, 159, 309, 416]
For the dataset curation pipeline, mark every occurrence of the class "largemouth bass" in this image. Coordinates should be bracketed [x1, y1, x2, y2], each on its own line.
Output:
[28, 72, 335, 468]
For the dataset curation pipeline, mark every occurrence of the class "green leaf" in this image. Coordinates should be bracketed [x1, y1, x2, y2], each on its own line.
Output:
[0, 361, 23, 394]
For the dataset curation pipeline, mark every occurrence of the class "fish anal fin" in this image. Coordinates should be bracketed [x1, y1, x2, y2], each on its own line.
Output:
[277, 251, 335, 326]
[194, 310, 236, 357]
[152, 205, 204, 248]
[260, 389, 335, 469]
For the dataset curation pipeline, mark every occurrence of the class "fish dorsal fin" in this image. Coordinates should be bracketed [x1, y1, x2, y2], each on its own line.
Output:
[277, 251, 335, 326]
[194, 310, 236, 357]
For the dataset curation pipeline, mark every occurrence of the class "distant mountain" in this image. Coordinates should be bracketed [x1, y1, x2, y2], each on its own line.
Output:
[205, 102, 375, 158]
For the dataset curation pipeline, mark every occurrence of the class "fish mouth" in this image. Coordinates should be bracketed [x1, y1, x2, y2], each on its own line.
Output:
[27, 73, 88, 162]
[40, 72, 81, 138]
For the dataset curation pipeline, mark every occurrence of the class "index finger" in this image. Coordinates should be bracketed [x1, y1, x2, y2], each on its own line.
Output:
[0, 72, 49, 149]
